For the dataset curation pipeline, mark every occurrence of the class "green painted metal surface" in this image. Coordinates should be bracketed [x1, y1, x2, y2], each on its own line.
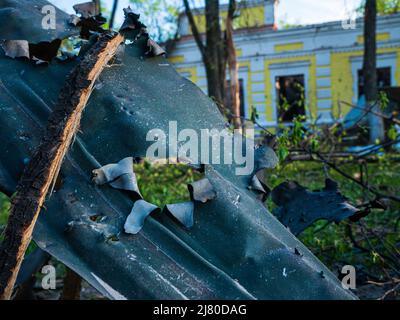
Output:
[0, 0, 357, 300]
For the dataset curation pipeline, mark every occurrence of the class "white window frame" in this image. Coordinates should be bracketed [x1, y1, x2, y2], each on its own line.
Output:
[269, 60, 311, 124]
[350, 52, 397, 104]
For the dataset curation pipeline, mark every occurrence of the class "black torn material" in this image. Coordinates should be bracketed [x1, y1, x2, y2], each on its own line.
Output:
[29, 39, 62, 62]
[120, 7, 146, 32]
[271, 179, 360, 235]
[1, 38, 62, 62]
[124, 199, 159, 234]
[72, 1, 106, 39]
[120, 7, 164, 57]
[77, 15, 107, 39]
[189, 178, 216, 203]
[165, 202, 194, 228]
[73, 1, 99, 18]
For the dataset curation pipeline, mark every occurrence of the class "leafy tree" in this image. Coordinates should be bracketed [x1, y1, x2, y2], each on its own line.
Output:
[128, 0, 180, 42]
[184, 0, 241, 126]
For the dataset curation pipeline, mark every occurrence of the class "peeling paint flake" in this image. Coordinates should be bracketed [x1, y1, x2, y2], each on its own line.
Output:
[189, 178, 216, 203]
[1, 40, 30, 59]
[124, 199, 159, 234]
[92, 157, 141, 196]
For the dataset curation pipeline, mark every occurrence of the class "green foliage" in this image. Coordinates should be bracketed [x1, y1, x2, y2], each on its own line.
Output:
[277, 15, 304, 30]
[357, 0, 400, 15]
[276, 128, 290, 161]
[1, 157, 398, 297]
[128, 0, 180, 42]
[276, 116, 306, 161]
[378, 91, 390, 110]
[266, 159, 400, 285]
[310, 137, 320, 152]
[134, 162, 203, 207]
[387, 125, 398, 141]
[0, 192, 10, 226]
[249, 105, 259, 123]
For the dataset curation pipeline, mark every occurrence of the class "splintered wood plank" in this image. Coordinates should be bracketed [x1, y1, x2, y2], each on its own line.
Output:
[0, 32, 124, 300]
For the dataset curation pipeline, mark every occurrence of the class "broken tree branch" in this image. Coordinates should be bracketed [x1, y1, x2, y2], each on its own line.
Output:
[0, 32, 124, 300]
[340, 100, 400, 125]
[314, 151, 400, 203]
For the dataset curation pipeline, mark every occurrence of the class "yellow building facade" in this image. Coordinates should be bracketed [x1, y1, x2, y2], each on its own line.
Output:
[169, 0, 400, 128]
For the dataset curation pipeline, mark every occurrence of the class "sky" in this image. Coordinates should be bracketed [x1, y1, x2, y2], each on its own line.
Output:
[49, 0, 363, 28]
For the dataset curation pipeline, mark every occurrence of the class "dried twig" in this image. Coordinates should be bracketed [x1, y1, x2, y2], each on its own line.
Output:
[340, 100, 400, 125]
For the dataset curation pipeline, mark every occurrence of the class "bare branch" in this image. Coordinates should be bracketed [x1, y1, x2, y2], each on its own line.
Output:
[340, 100, 400, 125]
[109, 0, 119, 29]
[183, 0, 205, 57]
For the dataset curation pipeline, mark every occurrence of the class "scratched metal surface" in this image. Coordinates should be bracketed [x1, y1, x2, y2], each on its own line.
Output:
[0, 0, 79, 43]
[0, 0, 357, 300]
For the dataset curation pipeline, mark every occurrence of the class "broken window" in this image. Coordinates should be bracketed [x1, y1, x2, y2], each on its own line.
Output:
[225, 78, 245, 118]
[275, 75, 306, 123]
[358, 67, 391, 98]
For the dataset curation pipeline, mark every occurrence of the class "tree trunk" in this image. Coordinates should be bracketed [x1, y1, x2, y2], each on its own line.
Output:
[226, 0, 241, 129]
[363, 0, 384, 142]
[60, 268, 82, 300]
[0, 32, 124, 300]
[109, 0, 119, 29]
[184, 0, 238, 113]
[205, 0, 225, 105]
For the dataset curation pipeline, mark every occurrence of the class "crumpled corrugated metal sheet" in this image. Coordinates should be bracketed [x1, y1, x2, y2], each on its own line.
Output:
[272, 179, 360, 236]
[0, 0, 357, 299]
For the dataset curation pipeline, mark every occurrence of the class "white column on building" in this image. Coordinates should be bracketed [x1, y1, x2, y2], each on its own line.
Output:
[315, 50, 333, 123]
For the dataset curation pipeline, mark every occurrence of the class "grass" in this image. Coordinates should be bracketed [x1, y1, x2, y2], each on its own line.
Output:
[0, 193, 10, 226]
[134, 162, 203, 207]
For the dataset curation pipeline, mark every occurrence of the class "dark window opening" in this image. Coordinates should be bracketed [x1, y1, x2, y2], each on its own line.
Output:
[358, 67, 391, 98]
[276, 75, 306, 123]
[226, 79, 245, 118]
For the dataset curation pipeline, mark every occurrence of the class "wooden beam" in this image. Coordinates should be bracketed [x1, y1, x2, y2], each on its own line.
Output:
[0, 32, 124, 300]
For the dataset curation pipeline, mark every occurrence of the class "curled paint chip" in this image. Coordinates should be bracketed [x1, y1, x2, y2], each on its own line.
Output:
[1, 40, 30, 59]
[166, 202, 194, 228]
[124, 200, 159, 234]
[248, 175, 270, 202]
[92, 157, 141, 196]
[69, 15, 81, 26]
[147, 39, 165, 57]
[248, 175, 266, 193]
[73, 1, 98, 18]
[189, 178, 216, 203]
